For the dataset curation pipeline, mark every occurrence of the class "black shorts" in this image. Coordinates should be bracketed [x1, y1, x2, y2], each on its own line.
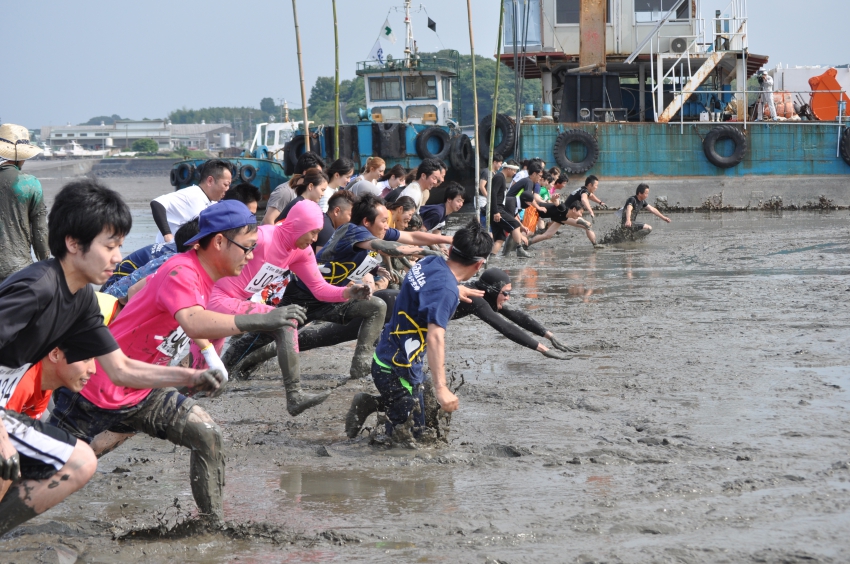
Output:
[539, 203, 569, 225]
[2, 409, 76, 481]
[491, 215, 520, 241]
[623, 222, 646, 230]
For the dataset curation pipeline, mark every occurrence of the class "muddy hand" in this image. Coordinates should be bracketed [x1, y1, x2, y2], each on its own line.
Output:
[415, 248, 444, 258]
[190, 368, 226, 397]
[235, 305, 306, 333]
[0, 431, 20, 481]
[457, 285, 484, 303]
[345, 283, 372, 301]
[542, 349, 572, 360]
[435, 386, 459, 413]
[549, 336, 579, 354]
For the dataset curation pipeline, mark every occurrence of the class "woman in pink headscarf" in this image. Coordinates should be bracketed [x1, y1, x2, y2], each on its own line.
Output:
[206, 200, 372, 415]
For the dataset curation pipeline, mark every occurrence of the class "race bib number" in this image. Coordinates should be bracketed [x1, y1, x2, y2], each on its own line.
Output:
[348, 252, 382, 282]
[0, 364, 32, 408]
[156, 326, 189, 358]
[244, 263, 289, 294]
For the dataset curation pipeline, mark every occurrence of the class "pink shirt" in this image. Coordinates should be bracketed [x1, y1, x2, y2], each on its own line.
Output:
[82, 250, 213, 410]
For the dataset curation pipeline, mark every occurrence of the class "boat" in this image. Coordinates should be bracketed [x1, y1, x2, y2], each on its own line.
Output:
[53, 140, 109, 158]
[169, 0, 850, 210]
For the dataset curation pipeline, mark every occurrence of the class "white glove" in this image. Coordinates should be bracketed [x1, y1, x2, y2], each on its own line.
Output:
[201, 345, 229, 382]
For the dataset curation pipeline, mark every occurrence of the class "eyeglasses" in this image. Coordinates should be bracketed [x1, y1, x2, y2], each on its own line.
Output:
[224, 236, 256, 256]
[500, 290, 511, 297]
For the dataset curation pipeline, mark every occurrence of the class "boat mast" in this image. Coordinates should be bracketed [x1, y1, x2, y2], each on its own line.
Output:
[404, 0, 414, 68]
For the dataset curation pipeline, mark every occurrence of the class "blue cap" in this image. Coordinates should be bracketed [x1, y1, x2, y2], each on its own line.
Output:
[184, 200, 256, 245]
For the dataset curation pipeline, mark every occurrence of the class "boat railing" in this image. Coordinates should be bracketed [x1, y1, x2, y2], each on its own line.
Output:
[356, 56, 458, 76]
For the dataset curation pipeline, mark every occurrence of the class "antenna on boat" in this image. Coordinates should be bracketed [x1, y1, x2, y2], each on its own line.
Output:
[404, 0, 414, 68]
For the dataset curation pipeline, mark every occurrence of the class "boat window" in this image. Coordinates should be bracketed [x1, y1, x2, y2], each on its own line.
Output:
[552, 0, 611, 25]
[369, 77, 402, 101]
[79, 133, 88, 137]
[407, 105, 438, 122]
[266, 130, 277, 146]
[635, 0, 690, 22]
[55, 133, 63, 137]
[373, 107, 403, 121]
[441, 78, 452, 102]
[404, 75, 437, 100]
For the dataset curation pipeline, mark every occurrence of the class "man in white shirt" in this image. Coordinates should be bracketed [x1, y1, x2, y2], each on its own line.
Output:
[398, 158, 443, 210]
[151, 159, 232, 243]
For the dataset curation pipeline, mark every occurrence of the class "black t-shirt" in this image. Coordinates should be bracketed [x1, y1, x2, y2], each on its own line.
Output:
[505, 178, 538, 214]
[564, 186, 589, 208]
[279, 195, 305, 220]
[539, 202, 570, 224]
[0, 259, 119, 367]
[314, 213, 336, 250]
[489, 172, 508, 217]
[623, 195, 648, 223]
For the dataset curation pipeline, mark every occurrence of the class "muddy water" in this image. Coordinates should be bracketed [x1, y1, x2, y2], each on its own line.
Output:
[3, 175, 850, 562]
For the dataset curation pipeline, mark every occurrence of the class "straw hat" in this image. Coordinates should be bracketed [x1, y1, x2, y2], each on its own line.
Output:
[0, 124, 42, 162]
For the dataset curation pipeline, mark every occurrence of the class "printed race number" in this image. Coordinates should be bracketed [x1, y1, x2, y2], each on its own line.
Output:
[156, 327, 189, 358]
[244, 263, 289, 294]
[0, 364, 32, 408]
[348, 252, 382, 283]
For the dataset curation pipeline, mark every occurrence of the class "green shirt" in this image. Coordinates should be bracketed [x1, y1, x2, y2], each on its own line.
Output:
[0, 164, 49, 281]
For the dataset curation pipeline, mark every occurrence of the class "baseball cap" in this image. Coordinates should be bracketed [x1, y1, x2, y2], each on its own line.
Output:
[184, 200, 256, 245]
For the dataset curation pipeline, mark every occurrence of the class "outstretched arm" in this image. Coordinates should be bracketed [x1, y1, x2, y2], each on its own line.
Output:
[581, 194, 595, 217]
[498, 305, 549, 338]
[361, 238, 441, 258]
[471, 298, 544, 351]
[97, 348, 222, 392]
[396, 231, 453, 246]
[645, 205, 671, 223]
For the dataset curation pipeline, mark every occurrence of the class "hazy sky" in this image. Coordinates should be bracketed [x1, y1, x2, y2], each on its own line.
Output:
[4, 0, 848, 129]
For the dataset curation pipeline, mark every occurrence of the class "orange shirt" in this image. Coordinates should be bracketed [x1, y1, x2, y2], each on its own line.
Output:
[5, 362, 51, 419]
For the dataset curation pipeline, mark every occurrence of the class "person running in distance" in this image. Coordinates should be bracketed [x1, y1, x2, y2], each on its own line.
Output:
[621, 183, 671, 236]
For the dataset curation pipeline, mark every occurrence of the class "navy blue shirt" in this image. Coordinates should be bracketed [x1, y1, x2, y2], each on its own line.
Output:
[505, 178, 540, 213]
[374, 255, 459, 385]
[419, 204, 447, 231]
[101, 242, 176, 291]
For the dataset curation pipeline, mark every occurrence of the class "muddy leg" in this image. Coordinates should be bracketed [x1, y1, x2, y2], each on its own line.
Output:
[90, 430, 136, 457]
[274, 326, 331, 416]
[344, 297, 387, 380]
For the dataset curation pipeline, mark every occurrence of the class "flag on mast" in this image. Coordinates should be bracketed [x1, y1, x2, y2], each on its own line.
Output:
[368, 39, 385, 64]
[427, 17, 437, 32]
[381, 18, 397, 44]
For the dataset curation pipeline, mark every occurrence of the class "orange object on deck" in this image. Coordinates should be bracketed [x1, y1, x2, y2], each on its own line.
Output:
[522, 207, 539, 231]
[808, 68, 850, 121]
[773, 91, 797, 119]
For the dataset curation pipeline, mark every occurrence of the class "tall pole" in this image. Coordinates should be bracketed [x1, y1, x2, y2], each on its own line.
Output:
[292, 0, 310, 151]
[486, 0, 506, 244]
[332, 0, 340, 160]
[467, 0, 480, 214]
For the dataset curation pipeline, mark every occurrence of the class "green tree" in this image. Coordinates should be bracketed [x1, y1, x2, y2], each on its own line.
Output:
[260, 97, 276, 115]
[80, 114, 124, 125]
[132, 138, 159, 153]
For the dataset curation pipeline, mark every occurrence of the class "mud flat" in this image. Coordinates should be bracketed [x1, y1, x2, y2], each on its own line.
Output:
[5, 175, 850, 562]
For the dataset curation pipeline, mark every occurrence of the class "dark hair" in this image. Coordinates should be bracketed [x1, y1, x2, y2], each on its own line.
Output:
[223, 184, 261, 206]
[493, 153, 504, 163]
[406, 213, 423, 231]
[556, 174, 569, 185]
[328, 189, 357, 212]
[294, 151, 326, 174]
[199, 159, 232, 183]
[548, 166, 561, 177]
[416, 158, 442, 180]
[350, 193, 386, 226]
[295, 167, 330, 196]
[527, 161, 544, 175]
[520, 159, 530, 169]
[327, 157, 355, 181]
[387, 195, 416, 212]
[505, 159, 520, 168]
[380, 164, 406, 182]
[585, 175, 599, 187]
[174, 218, 200, 253]
[48, 179, 132, 259]
[636, 183, 649, 196]
[442, 181, 466, 203]
[404, 168, 418, 185]
[450, 218, 493, 265]
[542, 172, 555, 184]
[197, 223, 258, 251]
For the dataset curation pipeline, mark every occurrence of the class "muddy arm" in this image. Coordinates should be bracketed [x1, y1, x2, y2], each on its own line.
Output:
[470, 298, 542, 351]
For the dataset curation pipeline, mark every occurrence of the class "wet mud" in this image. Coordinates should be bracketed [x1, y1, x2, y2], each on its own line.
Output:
[6, 177, 850, 562]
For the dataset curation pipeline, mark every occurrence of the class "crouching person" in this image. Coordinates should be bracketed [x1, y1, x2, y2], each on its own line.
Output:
[366, 219, 490, 445]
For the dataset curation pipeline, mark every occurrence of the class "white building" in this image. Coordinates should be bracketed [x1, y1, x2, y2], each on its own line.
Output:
[40, 120, 241, 151]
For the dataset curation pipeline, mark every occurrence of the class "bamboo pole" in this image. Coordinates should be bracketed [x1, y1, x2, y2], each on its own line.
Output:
[467, 0, 480, 225]
[292, 0, 310, 151]
[332, 0, 340, 160]
[486, 0, 506, 244]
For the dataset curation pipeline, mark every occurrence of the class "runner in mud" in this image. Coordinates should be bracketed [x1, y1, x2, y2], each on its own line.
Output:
[150, 159, 232, 244]
[565, 175, 607, 220]
[489, 161, 531, 257]
[345, 267, 578, 438]
[528, 201, 600, 247]
[0, 180, 223, 535]
[621, 183, 671, 236]
[206, 199, 374, 414]
[366, 219, 491, 446]
[48, 199, 295, 527]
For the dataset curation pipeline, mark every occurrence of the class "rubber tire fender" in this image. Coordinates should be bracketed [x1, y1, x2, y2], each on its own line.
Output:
[553, 129, 599, 174]
[176, 162, 195, 184]
[839, 127, 850, 167]
[239, 164, 257, 183]
[449, 134, 475, 171]
[286, 135, 307, 169]
[415, 127, 451, 161]
[169, 167, 179, 187]
[703, 125, 747, 169]
[478, 113, 516, 159]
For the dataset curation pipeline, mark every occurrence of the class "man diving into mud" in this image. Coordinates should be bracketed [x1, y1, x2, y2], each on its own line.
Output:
[620, 183, 671, 236]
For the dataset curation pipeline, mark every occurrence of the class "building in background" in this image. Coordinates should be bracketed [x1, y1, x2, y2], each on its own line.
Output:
[40, 120, 241, 151]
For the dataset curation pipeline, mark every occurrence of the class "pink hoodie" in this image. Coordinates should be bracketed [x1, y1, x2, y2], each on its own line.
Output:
[208, 200, 347, 315]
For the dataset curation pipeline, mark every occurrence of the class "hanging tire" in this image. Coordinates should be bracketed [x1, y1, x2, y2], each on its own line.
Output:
[176, 162, 194, 184]
[553, 129, 599, 174]
[415, 127, 451, 161]
[478, 113, 516, 159]
[449, 134, 475, 171]
[286, 135, 306, 169]
[703, 126, 747, 168]
[239, 164, 257, 183]
[169, 168, 179, 187]
[840, 128, 850, 167]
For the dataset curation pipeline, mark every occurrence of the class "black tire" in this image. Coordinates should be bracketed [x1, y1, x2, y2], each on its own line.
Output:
[840, 128, 850, 167]
[478, 113, 516, 159]
[415, 127, 451, 161]
[239, 164, 257, 183]
[553, 129, 599, 174]
[176, 162, 194, 184]
[449, 134, 475, 171]
[703, 125, 747, 169]
[282, 141, 295, 176]
[287, 135, 306, 169]
[169, 168, 179, 187]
